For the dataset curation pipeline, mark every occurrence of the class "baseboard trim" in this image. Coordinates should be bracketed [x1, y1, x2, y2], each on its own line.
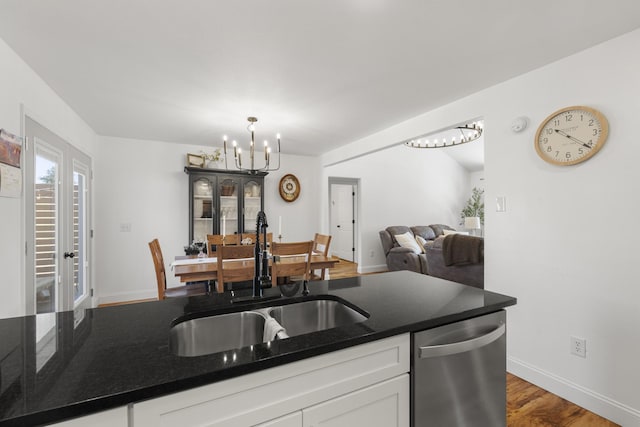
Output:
[358, 264, 387, 274]
[97, 290, 157, 306]
[508, 356, 640, 426]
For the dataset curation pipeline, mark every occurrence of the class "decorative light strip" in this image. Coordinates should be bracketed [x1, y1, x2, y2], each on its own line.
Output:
[403, 121, 483, 149]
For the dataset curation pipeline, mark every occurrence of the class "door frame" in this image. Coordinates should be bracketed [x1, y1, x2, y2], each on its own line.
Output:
[328, 177, 359, 265]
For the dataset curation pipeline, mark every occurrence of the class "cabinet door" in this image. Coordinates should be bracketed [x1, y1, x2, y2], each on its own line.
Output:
[302, 374, 409, 427]
[218, 177, 240, 236]
[255, 411, 302, 427]
[242, 178, 263, 233]
[191, 176, 215, 242]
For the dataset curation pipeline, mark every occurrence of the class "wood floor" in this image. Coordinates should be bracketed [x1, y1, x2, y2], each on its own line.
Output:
[507, 373, 618, 427]
[331, 260, 619, 427]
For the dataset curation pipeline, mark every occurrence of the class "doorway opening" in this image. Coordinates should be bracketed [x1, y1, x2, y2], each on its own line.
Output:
[328, 177, 359, 266]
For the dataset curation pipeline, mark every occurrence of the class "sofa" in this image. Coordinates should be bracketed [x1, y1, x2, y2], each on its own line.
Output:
[379, 224, 484, 289]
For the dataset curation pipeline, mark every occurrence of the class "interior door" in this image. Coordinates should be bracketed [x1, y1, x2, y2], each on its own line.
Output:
[330, 183, 355, 261]
[25, 117, 92, 314]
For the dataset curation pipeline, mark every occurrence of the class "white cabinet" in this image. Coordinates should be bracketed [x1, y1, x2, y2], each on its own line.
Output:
[303, 375, 409, 427]
[253, 374, 409, 427]
[132, 334, 409, 427]
[46, 406, 128, 426]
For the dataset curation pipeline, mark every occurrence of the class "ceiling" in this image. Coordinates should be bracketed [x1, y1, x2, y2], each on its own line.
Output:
[1, 1, 640, 164]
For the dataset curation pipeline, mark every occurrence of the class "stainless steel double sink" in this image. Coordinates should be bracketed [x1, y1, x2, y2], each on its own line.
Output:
[169, 298, 368, 357]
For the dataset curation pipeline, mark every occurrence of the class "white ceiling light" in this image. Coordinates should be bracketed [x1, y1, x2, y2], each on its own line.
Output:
[403, 121, 483, 149]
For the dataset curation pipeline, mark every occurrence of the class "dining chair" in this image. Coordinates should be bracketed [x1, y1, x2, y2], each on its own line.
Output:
[271, 241, 314, 286]
[148, 239, 208, 300]
[310, 233, 332, 280]
[206, 234, 240, 255]
[216, 244, 255, 293]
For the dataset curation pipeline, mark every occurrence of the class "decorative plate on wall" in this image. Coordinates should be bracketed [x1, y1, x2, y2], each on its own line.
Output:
[279, 174, 300, 202]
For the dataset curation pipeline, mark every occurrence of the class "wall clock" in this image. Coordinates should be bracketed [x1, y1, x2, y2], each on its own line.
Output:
[534, 105, 609, 166]
[279, 174, 300, 202]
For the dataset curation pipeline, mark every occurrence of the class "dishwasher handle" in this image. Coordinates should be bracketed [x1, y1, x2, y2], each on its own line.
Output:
[419, 323, 505, 359]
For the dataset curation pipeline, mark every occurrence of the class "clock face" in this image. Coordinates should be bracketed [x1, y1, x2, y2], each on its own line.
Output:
[279, 174, 300, 202]
[535, 106, 608, 166]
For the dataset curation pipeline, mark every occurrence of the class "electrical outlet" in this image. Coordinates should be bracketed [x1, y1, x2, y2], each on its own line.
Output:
[119, 223, 132, 232]
[369, 250, 375, 258]
[571, 336, 586, 358]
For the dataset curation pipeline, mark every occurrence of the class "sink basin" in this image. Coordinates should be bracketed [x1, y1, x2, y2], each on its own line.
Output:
[170, 298, 369, 357]
[170, 311, 266, 357]
[268, 299, 368, 337]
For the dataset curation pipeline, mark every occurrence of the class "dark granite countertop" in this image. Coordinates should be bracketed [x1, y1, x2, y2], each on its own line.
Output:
[0, 271, 516, 426]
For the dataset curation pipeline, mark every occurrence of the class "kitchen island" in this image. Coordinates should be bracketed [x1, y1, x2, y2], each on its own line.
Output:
[0, 271, 516, 426]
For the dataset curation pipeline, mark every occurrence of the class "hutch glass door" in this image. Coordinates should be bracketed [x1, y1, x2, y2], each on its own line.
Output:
[243, 179, 262, 233]
[192, 177, 213, 243]
[219, 178, 239, 235]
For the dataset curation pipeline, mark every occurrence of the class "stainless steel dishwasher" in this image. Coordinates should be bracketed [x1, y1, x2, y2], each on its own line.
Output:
[412, 310, 506, 427]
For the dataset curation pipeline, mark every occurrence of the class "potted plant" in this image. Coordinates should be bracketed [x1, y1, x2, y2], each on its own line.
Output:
[200, 149, 222, 168]
[460, 187, 484, 233]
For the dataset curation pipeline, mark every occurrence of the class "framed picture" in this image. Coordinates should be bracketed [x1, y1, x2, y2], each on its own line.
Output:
[187, 153, 205, 168]
[0, 129, 22, 198]
[0, 129, 21, 168]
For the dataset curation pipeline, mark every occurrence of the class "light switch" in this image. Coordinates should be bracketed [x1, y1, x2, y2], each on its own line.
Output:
[496, 196, 507, 212]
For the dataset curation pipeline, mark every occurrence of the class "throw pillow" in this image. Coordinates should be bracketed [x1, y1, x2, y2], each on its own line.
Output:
[394, 232, 422, 254]
[443, 229, 470, 236]
[415, 235, 428, 253]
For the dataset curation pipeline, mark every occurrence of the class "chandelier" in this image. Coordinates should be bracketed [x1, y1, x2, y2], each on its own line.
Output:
[403, 121, 483, 149]
[223, 116, 281, 174]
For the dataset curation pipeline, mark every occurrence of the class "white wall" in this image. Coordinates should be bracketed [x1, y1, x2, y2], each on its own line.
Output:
[94, 136, 320, 304]
[321, 29, 640, 426]
[321, 144, 471, 272]
[0, 37, 97, 319]
[468, 170, 484, 193]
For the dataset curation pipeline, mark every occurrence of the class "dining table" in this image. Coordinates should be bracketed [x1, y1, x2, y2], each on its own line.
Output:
[171, 253, 340, 293]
